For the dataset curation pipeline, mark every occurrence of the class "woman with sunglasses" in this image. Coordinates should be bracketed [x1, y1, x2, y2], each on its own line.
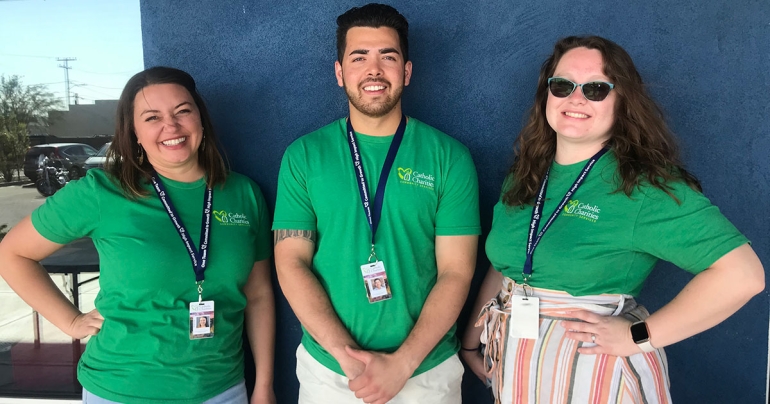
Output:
[461, 36, 764, 403]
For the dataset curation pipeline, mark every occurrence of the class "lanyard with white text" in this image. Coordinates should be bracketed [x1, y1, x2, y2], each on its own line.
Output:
[151, 173, 213, 301]
[345, 114, 407, 261]
[522, 148, 608, 285]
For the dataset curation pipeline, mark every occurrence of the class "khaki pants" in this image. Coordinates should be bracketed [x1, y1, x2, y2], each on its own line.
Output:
[296, 344, 463, 404]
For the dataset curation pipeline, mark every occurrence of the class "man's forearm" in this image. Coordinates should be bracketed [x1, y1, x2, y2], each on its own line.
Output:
[278, 261, 359, 354]
[274, 233, 359, 360]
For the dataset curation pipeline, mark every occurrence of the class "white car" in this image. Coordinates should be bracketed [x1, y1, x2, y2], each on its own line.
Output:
[83, 142, 112, 172]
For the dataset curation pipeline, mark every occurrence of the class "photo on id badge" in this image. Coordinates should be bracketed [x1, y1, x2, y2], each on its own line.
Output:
[190, 301, 215, 339]
[361, 261, 392, 303]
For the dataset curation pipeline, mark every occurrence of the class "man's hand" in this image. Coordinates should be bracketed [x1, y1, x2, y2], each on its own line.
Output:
[345, 346, 413, 404]
[337, 350, 366, 381]
[66, 309, 103, 339]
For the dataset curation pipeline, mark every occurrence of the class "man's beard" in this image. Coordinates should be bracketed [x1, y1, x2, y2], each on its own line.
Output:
[344, 78, 403, 118]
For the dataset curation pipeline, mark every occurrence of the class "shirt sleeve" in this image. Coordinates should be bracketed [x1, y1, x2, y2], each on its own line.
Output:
[31, 170, 103, 244]
[272, 142, 317, 231]
[631, 181, 748, 274]
[435, 148, 481, 236]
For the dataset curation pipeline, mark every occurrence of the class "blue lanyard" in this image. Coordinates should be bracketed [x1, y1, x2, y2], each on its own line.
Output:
[151, 174, 213, 283]
[522, 148, 608, 282]
[345, 114, 407, 250]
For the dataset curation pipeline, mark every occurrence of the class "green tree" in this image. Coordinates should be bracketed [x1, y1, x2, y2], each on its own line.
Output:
[0, 121, 29, 182]
[0, 75, 61, 182]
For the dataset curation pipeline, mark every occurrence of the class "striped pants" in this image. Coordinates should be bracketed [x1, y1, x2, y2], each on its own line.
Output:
[476, 278, 671, 404]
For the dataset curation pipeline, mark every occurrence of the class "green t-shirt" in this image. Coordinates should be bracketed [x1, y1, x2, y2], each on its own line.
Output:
[486, 152, 747, 297]
[273, 117, 480, 376]
[31, 169, 271, 403]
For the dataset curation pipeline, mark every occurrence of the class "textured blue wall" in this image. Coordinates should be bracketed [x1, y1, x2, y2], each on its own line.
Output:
[140, 1, 769, 402]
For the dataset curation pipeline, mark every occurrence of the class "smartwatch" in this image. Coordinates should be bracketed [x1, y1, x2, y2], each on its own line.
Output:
[630, 321, 655, 353]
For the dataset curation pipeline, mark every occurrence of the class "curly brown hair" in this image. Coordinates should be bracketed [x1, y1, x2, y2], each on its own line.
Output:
[106, 66, 227, 198]
[503, 36, 700, 207]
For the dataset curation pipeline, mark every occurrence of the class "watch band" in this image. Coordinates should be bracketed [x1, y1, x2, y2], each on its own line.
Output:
[636, 340, 655, 353]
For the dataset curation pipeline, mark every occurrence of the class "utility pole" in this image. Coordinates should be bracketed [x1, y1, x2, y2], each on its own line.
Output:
[57, 57, 76, 108]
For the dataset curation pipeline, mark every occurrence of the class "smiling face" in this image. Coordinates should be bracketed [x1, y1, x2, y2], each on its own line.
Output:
[198, 317, 207, 327]
[133, 83, 203, 177]
[335, 26, 412, 119]
[373, 278, 383, 289]
[546, 47, 616, 153]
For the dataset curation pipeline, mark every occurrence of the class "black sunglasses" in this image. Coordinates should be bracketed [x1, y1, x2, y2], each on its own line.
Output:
[547, 77, 615, 102]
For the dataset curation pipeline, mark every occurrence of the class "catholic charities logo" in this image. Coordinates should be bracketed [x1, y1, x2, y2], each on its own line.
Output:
[397, 167, 435, 190]
[563, 200, 600, 223]
[212, 210, 250, 226]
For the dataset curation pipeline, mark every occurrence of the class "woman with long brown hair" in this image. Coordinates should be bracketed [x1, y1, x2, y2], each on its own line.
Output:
[461, 36, 764, 403]
[0, 67, 276, 403]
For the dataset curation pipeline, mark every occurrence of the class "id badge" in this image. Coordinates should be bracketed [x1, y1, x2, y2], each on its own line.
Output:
[360, 261, 392, 303]
[508, 295, 539, 340]
[189, 300, 215, 339]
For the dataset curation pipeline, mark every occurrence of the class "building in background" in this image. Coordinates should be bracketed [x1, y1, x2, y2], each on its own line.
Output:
[30, 100, 117, 149]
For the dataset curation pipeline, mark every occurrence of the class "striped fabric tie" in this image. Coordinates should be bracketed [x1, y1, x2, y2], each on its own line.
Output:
[475, 278, 672, 404]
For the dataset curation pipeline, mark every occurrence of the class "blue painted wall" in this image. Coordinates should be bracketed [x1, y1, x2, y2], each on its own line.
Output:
[140, 1, 769, 402]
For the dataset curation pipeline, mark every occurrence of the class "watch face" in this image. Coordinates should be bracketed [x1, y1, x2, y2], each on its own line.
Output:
[630, 322, 649, 342]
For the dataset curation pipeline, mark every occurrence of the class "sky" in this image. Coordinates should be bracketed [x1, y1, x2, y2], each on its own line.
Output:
[0, 0, 143, 108]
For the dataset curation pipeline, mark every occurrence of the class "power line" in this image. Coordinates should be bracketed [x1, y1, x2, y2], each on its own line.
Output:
[70, 80, 122, 90]
[29, 81, 66, 86]
[72, 93, 99, 105]
[71, 67, 136, 76]
[54, 95, 95, 100]
[0, 52, 57, 60]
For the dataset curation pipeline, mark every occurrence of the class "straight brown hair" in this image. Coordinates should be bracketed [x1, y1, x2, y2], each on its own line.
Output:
[106, 66, 227, 197]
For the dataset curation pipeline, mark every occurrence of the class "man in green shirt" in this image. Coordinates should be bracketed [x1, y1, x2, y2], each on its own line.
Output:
[273, 4, 480, 404]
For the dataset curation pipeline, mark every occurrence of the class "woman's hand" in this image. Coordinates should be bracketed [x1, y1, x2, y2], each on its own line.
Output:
[460, 347, 487, 382]
[66, 309, 103, 339]
[560, 310, 641, 357]
[461, 266, 502, 383]
[250, 384, 276, 404]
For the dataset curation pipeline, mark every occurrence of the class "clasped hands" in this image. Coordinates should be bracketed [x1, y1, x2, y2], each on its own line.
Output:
[338, 346, 414, 404]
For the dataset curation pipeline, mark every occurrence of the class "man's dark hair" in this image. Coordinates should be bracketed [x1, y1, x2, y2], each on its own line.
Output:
[336, 3, 409, 63]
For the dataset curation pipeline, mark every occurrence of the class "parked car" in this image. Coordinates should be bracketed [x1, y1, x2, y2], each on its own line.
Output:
[23, 143, 98, 182]
[83, 142, 112, 172]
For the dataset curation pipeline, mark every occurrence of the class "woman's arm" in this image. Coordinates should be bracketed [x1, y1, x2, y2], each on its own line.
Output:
[563, 243, 764, 356]
[243, 258, 276, 404]
[0, 216, 103, 338]
[461, 265, 503, 381]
